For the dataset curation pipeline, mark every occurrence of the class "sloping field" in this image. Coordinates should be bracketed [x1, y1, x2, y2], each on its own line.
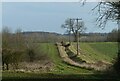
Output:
[38, 43, 92, 74]
[2, 42, 119, 80]
[56, 43, 107, 71]
[3, 43, 93, 80]
[70, 42, 118, 64]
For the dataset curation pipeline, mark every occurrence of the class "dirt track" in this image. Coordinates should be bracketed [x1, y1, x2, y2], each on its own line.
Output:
[56, 43, 110, 71]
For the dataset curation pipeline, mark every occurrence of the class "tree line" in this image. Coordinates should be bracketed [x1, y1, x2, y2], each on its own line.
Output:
[2, 26, 118, 70]
[2, 27, 50, 70]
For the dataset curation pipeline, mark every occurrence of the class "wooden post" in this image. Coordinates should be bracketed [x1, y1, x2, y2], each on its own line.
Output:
[70, 18, 82, 56]
[69, 19, 72, 44]
[76, 18, 79, 56]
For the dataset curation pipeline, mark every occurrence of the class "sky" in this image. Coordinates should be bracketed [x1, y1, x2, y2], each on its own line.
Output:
[2, 2, 118, 34]
[1, 0, 119, 2]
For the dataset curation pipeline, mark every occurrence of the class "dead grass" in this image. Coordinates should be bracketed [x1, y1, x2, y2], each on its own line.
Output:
[57, 43, 111, 71]
[8, 60, 54, 73]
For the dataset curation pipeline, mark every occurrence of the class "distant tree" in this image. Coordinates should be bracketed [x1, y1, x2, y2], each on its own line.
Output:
[107, 28, 118, 42]
[26, 48, 35, 62]
[2, 27, 12, 48]
[14, 28, 25, 49]
[24, 34, 36, 62]
[2, 48, 23, 70]
[2, 27, 24, 70]
[61, 18, 86, 42]
[2, 27, 12, 70]
[2, 48, 11, 70]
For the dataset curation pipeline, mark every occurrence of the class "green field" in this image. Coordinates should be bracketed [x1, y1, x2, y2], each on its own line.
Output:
[2, 42, 118, 80]
[38, 43, 92, 74]
[71, 42, 118, 63]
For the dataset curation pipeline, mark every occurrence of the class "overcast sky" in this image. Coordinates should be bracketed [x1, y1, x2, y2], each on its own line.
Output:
[2, 2, 118, 34]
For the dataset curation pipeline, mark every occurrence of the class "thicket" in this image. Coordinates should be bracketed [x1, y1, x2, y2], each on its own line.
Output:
[2, 27, 49, 70]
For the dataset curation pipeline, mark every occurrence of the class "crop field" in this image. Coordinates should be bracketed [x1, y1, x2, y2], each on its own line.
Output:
[2, 42, 119, 80]
[37, 43, 92, 74]
[71, 42, 118, 63]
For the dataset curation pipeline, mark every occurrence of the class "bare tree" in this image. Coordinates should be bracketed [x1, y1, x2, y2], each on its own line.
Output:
[61, 18, 86, 42]
[107, 28, 118, 42]
[2, 27, 25, 70]
[82, 1, 120, 74]
[80, 1, 120, 74]
[92, 2, 120, 28]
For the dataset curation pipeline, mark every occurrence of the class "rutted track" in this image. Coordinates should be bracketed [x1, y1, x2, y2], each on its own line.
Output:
[56, 43, 81, 66]
[56, 43, 110, 71]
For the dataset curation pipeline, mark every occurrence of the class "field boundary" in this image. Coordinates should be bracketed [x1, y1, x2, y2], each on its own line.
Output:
[56, 43, 109, 71]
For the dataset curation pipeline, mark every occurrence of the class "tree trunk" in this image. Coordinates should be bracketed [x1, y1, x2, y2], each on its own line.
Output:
[6, 63, 9, 70]
[2, 62, 5, 70]
[74, 34, 77, 42]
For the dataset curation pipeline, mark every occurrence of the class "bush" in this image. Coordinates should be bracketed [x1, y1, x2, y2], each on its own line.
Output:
[26, 48, 35, 62]
[113, 50, 120, 75]
[2, 48, 23, 70]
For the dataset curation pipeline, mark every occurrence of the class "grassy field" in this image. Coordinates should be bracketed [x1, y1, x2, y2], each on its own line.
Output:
[2, 71, 119, 80]
[72, 42, 118, 63]
[2, 42, 119, 80]
[38, 43, 92, 74]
